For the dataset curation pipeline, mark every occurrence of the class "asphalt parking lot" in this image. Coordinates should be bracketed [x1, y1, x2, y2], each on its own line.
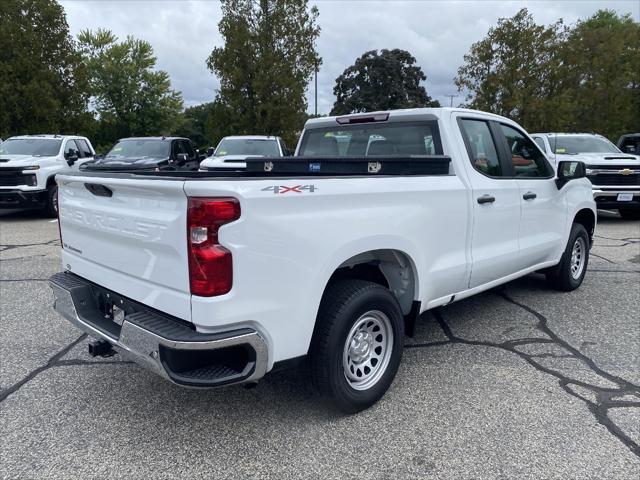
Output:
[1, 209, 638, 479]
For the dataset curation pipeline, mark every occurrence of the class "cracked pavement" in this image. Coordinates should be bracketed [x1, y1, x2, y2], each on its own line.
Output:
[1, 208, 639, 479]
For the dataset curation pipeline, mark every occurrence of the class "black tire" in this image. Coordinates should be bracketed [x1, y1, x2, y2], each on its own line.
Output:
[309, 279, 404, 413]
[546, 223, 589, 291]
[618, 207, 640, 221]
[44, 183, 58, 218]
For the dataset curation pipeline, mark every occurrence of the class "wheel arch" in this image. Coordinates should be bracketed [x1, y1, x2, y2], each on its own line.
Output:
[46, 174, 57, 188]
[573, 208, 596, 245]
[322, 248, 419, 318]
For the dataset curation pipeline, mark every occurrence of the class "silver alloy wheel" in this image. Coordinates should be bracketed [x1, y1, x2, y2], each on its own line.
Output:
[570, 236, 586, 280]
[342, 310, 393, 391]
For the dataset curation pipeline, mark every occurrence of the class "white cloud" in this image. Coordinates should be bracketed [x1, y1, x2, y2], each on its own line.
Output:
[60, 0, 639, 113]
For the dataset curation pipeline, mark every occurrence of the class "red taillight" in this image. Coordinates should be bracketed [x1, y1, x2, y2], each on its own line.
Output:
[187, 197, 240, 297]
[336, 112, 389, 124]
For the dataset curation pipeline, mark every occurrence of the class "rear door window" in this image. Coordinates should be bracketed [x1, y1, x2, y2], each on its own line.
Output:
[298, 121, 443, 157]
[459, 119, 502, 177]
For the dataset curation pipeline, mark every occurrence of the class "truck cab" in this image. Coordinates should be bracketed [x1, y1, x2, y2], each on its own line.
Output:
[0, 134, 95, 216]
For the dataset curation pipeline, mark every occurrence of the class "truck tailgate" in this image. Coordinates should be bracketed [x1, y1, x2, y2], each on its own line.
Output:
[57, 175, 191, 321]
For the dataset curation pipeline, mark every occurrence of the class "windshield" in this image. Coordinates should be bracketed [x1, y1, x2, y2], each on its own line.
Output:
[214, 138, 280, 157]
[299, 121, 443, 157]
[0, 138, 62, 157]
[104, 140, 170, 161]
[552, 136, 620, 154]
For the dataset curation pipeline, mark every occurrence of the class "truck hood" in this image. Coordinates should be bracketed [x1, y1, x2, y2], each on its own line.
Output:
[0, 154, 54, 167]
[199, 155, 263, 170]
[557, 152, 640, 166]
[84, 157, 171, 171]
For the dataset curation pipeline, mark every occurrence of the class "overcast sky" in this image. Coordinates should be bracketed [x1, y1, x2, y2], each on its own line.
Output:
[59, 0, 639, 114]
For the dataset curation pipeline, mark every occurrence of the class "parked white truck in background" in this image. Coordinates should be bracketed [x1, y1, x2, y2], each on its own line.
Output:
[199, 135, 289, 171]
[0, 135, 95, 216]
[49, 108, 595, 412]
[531, 133, 640, 220]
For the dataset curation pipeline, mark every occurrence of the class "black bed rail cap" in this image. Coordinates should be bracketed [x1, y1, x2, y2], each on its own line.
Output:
[245, 155, 451, 176]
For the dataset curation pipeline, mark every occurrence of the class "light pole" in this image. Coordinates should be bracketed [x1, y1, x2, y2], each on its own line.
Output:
[314, 62, 318, 116]
[445, 94, 458, 107]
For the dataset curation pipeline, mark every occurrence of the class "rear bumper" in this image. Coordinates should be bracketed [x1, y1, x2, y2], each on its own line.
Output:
[592, 188, 640, 209]
[49, 272, 268, 387]
[0, 189, 47, 209]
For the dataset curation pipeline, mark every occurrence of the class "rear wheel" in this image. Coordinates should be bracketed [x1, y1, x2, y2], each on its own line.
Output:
[546, 223, 589, 291]
[44, 183, 58, 218]
[618, 207, 640, 220]
[309, 279, 404, 413]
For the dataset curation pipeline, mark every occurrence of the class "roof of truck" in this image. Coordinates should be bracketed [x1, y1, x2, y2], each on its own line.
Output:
[7, 134, 89, 140]
[117, 137, 187, 141]
[531, 132, 607, 138]
[304, 107, 508, 129]
[219, 135, 280, 141]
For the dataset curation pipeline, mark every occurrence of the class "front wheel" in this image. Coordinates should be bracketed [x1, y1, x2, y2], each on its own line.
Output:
[309, 279, 404, 413]
[546, 223, 589, 291]
[619, 207, 640, 221]
[44, 184, 58, 218]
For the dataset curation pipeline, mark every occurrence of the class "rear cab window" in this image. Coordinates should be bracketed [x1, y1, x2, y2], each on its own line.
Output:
[298, 121, 443, 157]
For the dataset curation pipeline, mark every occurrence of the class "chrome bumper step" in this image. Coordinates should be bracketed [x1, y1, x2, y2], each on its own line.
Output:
[49, 272, 268, 387]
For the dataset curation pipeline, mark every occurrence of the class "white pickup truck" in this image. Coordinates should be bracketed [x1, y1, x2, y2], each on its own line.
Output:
[49, 108, 595, 412]
[0, 135, 95, 216]
[199, 135, 289, 171]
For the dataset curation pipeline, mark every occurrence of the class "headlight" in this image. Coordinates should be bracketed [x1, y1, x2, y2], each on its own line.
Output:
[23, 165, 40, 170]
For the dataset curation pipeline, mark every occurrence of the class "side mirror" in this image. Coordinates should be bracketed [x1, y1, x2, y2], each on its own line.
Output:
[66, 154, 79, 166]
[623, 145, 636, 154]
[556, 160, 586, 189]
[176, 153, 188, 162]
[206, 147, 214, 157]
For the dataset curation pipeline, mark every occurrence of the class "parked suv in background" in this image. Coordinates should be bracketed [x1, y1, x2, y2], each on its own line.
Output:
[199, 135, 289, 171]
[85, 137, 200, 172]
[531, 133, 640, 220]
[0, 135, 95, 216]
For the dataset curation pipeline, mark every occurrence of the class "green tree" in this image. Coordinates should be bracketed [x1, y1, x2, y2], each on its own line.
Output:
[0, 0, 90, 138]
[562, 10, 639, 140]
[331, 49, 440, 115]
[207, 0, 321, 146]
[455, 8, 639, 139]
[174, 102, 216, 148]
[454, 9, 567, 132]
[78, 29, 183, 146]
